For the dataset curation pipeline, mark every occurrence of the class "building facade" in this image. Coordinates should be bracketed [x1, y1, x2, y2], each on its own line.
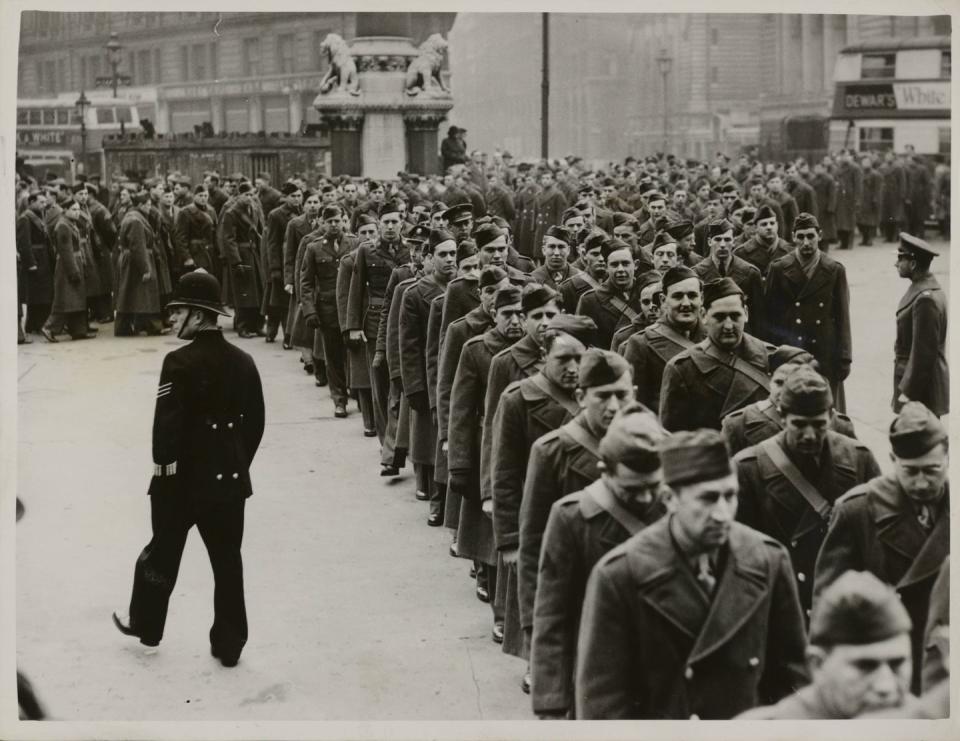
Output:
[447, 13, 950, 163]
[18, 12, 455, 136]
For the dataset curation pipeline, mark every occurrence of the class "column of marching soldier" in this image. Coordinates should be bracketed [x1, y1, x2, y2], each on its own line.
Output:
[15, 152, 949, 720]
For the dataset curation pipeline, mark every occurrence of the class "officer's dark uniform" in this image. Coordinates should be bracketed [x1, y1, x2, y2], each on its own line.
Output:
[121, 273, 265, 664]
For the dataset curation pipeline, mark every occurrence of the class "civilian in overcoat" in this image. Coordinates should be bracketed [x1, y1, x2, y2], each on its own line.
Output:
[880, 156, 907, 242]
[17, 195, 55, 332]
[220, 194, 265, 335]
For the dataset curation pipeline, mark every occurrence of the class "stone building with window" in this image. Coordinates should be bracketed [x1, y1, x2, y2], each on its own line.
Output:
[18, 11, 454, 136]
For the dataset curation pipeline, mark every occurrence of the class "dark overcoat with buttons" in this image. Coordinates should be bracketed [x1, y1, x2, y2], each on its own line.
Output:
[764, 251, 852, 400]
[734, 431, 881, 617]
[623, 320, 706, 413]
[150, 329, 265, 502]
[174, 203, 216, 273]
[220, 201, 264, 310]
[17, 209, 55, 306]
[518, 416, 602, 633]
[575, 519, 809, 719]
[814, 476, 950, 695]
[448, 328, 515, 564]
[531, 481, 665, 716]
[400, 274, 445, 465]
[893, 274, 948, 416]
[50, 216, 89, 314]
[659, 334, 776, 432]
[346, 237, 405, 340]
[721, 398, 856, 456]
[437, 306, 494, 526]
[558, 271, 600, 314]
[576, 279, 648, 350]
[492, 375, 577, 659]
[335, 248, 370, 390]
[261, 202, 300, 312]
[300, 232, 357, 329]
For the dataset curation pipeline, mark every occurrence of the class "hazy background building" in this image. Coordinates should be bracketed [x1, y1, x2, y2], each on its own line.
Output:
[448, 13, 950, 163]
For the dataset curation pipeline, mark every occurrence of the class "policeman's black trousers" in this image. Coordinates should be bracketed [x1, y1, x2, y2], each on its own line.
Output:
[128, 492, 247, 660]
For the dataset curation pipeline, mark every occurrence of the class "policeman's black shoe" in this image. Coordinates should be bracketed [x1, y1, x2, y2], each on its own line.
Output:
[380, 465, 400, 477]
[39, 327, 58, 343]
[364, 428, 378, 438]
[427, 512, 443, 527]
[415, 490, 429, 501]
[334, 404, 348, 418]
[492, 621, 505, 644]
[210, 645, 239, 668]
[521, 670, 532, 695]
[112, 610, 159, 650]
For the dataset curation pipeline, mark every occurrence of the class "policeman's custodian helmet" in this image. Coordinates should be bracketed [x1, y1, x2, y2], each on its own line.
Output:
[166, 269, 231, 317]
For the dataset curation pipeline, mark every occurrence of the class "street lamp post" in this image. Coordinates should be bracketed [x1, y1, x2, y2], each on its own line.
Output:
[656, 48, 673, 155]
[75, 91, 90, 175]
[105, 32, 124, 98]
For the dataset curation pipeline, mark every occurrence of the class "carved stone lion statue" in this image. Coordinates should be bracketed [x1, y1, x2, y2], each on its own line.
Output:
[404, 34, 450, 97]
[318, 33, 360, 96]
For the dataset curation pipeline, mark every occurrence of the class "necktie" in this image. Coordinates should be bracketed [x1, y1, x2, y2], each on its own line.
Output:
[696, 553, 716, 594]
[918, 504, 934, 531]
[718, 262, 726, 278]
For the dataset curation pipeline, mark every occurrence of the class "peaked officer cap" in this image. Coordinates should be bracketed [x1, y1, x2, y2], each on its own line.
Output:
[898, 232, 939, 259]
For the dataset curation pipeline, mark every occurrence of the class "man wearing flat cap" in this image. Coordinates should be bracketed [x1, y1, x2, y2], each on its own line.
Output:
[765, 212, 853, 408]
[261, 182, 302, 344]
[693, 219, 764, 336]
[113, 270, 264, 668]
[492, 313, 594, 687]
[449, 284, 526, 644]
[532, 404, 667, 719]
[734, 365, 881, 619]
[892, 233, 948, 416]
[733, 204, 791, 278]
[660, 277, 778, 431]
[519, 348, 638, 695]
[623, 265, 707, 413]
[739, 571, 919, 719]
[722, 347, 857, 456]
[576, 428, 808, 719]
[400, 229, 459, 526]
[221, 182, 266, 338]
[814, 401, 949, 695]
[576, 236, 648, 349]
[347, 200, 408, 440]
[532, 226, 581, 291]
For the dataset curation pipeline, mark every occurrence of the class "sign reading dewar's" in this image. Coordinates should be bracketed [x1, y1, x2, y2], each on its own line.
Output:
[835, 81, 951, 116]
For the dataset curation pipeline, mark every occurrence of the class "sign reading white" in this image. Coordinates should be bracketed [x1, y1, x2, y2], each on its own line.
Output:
[893, 82, 951, 110]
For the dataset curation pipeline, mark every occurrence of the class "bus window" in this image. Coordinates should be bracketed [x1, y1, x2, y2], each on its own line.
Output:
[116, 107, 132, 123]
[29, 110, 42, 125]
[56, 109, 70, 125]
[42, 109, 56, 125]
[17, 110, 28, 125]
[96, 108, 116, 124]
[941, 51, 951, 79]
[861, 53, 896, 79]
[859, 127, 894, 152]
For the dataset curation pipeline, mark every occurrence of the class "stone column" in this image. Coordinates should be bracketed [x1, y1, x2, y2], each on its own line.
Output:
[156, 98, 172, 136]
[248, 94, 263, 134]
[210, 96, 225, 134]
[403, 111, 447, 175]
[320, 111, 364, 176]
[288, 91, 303, 135]
[800, 15, 817, 95]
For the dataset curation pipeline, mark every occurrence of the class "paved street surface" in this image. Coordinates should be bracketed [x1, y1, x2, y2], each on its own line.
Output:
[16, 238, 949, 721]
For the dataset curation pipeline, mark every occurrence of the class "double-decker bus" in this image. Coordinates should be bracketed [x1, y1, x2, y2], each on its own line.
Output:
[830, 36, 951, 158]
[16, 87, 157, 181]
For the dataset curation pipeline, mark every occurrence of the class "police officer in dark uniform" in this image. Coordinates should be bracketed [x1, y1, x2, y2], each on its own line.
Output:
[893, 233, 948, 416]
[112, 270, 265, 667]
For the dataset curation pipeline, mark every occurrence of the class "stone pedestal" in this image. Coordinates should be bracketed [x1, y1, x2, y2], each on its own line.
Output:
[314, 35, 453, 178]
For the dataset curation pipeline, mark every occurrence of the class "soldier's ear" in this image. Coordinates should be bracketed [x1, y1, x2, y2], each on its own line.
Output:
[806, 645, 827, 676]
[662, 486, 678, 512]
[575, 387, 586, 407]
